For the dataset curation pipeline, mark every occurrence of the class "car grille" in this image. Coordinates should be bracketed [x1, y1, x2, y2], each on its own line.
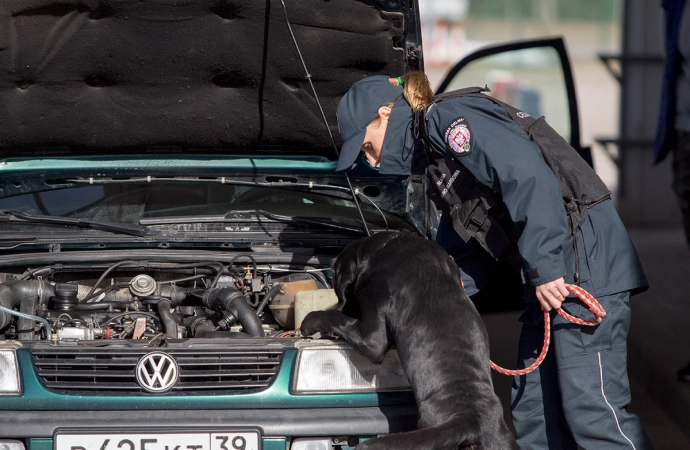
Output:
[31, 347, 284, 393]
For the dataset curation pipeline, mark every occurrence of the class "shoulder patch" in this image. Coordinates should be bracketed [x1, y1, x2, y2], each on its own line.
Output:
[444, 117, 472, 156]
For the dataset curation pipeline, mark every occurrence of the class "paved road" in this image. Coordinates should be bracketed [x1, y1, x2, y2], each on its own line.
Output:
[482, 226, 690, 449]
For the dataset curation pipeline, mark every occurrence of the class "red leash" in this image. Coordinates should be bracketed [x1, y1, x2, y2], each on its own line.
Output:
[489, 284, 606, 376]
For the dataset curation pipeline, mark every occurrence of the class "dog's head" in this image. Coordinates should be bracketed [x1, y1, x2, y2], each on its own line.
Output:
[332, 231, 408, 311]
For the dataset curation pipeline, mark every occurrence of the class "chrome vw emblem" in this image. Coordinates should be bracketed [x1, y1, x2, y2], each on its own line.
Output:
[136, 352, 179, 392]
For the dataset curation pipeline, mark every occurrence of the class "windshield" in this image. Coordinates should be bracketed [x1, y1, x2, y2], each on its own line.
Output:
[0, 183, 409, 232]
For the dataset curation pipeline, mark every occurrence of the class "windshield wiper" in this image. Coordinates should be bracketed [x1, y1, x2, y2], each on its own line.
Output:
[140, 209, 368, 235]
[0, 210, 151, 237]
[250, 210, 367, 234]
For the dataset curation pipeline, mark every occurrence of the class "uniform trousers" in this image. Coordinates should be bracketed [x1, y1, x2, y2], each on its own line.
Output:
[511, 290, 653, 449]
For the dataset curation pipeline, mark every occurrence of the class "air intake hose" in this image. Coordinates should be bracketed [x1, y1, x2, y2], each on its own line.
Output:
[202, 287, 263, 337]
[0, 280, 55, 330]
[157, 300, 178, 338]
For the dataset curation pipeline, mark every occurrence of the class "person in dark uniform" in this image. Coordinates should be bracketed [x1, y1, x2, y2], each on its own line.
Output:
[655, 0, 690, 383]
[335, 73, 653, 449]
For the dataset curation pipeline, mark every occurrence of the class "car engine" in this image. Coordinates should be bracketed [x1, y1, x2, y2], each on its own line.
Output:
[0, 258, 334, 342]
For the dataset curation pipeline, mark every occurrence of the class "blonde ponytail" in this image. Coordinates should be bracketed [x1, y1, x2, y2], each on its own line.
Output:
[389, 72, 434, 111]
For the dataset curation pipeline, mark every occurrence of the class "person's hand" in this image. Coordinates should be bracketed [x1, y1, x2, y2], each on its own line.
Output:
[535, 277, 569, 312]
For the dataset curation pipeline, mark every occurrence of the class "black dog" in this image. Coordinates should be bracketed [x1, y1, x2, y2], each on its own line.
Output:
[300, 231, 517, 450]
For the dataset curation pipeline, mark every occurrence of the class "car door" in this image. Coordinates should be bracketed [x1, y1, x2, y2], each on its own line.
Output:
[435, 37, 593, 167]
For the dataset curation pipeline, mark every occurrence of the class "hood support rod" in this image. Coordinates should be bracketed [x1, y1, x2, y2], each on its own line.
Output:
[279, 0, 372, 237]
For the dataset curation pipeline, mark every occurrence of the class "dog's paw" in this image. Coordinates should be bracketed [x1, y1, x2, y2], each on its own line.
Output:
[299, 310, 330, 337]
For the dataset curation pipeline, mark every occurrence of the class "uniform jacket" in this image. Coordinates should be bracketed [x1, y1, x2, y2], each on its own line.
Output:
[381, 95, 648, 299]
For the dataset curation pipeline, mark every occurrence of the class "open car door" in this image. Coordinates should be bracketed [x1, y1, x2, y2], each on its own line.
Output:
[435, 37, 593, 167]
[434, 37, 592, 313]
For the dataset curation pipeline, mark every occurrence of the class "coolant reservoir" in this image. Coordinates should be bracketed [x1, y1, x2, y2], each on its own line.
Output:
[268, 279, 317, 329]
[294, 289, 339, 330]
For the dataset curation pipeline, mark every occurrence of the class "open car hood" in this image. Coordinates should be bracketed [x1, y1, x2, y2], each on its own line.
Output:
[0, 0, 422, 156]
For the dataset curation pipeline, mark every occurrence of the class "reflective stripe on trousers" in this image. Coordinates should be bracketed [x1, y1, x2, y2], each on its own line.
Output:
[510, 291, 654, 449]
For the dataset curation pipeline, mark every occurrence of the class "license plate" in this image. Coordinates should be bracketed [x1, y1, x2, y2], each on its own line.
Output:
[54, 431, 261, 450]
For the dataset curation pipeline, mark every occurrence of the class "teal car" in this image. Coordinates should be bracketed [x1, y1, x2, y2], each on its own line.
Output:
[0, 1, 424, 449]
[0, 1, 587, 449]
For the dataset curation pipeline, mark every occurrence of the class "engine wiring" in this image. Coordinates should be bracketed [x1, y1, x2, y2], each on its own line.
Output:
[0, 257, 334, 341]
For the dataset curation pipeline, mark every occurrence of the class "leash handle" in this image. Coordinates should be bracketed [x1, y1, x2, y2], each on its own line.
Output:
[490, 284, 605, 376]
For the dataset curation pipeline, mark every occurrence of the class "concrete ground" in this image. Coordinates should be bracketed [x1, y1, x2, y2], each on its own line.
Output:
[482, 226, 690, 449]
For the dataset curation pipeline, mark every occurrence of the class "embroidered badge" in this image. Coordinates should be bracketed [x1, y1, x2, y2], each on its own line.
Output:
[444, 117, 472, 156]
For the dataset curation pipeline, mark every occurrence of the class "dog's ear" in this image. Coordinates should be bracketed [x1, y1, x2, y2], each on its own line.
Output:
[332, 239, 365, 310]
[332, 232, 402, 310]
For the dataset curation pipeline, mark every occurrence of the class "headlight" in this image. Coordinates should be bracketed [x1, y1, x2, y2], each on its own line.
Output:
[0, 441, 26, 450]
[290, 438, 331, 450]
[0, 350, 21, 395]
[293, 345, 410, 394]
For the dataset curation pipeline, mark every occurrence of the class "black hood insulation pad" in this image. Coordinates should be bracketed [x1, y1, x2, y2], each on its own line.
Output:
[0, 0, 408, 154]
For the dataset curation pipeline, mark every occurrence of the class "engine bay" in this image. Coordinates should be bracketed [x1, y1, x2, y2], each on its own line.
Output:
[0, 257, 335, 342]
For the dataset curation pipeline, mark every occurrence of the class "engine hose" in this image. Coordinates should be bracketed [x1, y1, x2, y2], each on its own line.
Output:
[184, 316, 215, 336]
[17, 295, 38, 340]
[0, 304, 52, 338]
[157, 300, 178, 338]
[202, 287, 264, 337]
[74, 302, 137, 311]
[194, 330, 251, 339]
[309, 270, 330, 288]
[83, 282, 131, 303]
[255, 283, 285, 316]
[0, 280, 55, 330]
[85, 260, 141, 298]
